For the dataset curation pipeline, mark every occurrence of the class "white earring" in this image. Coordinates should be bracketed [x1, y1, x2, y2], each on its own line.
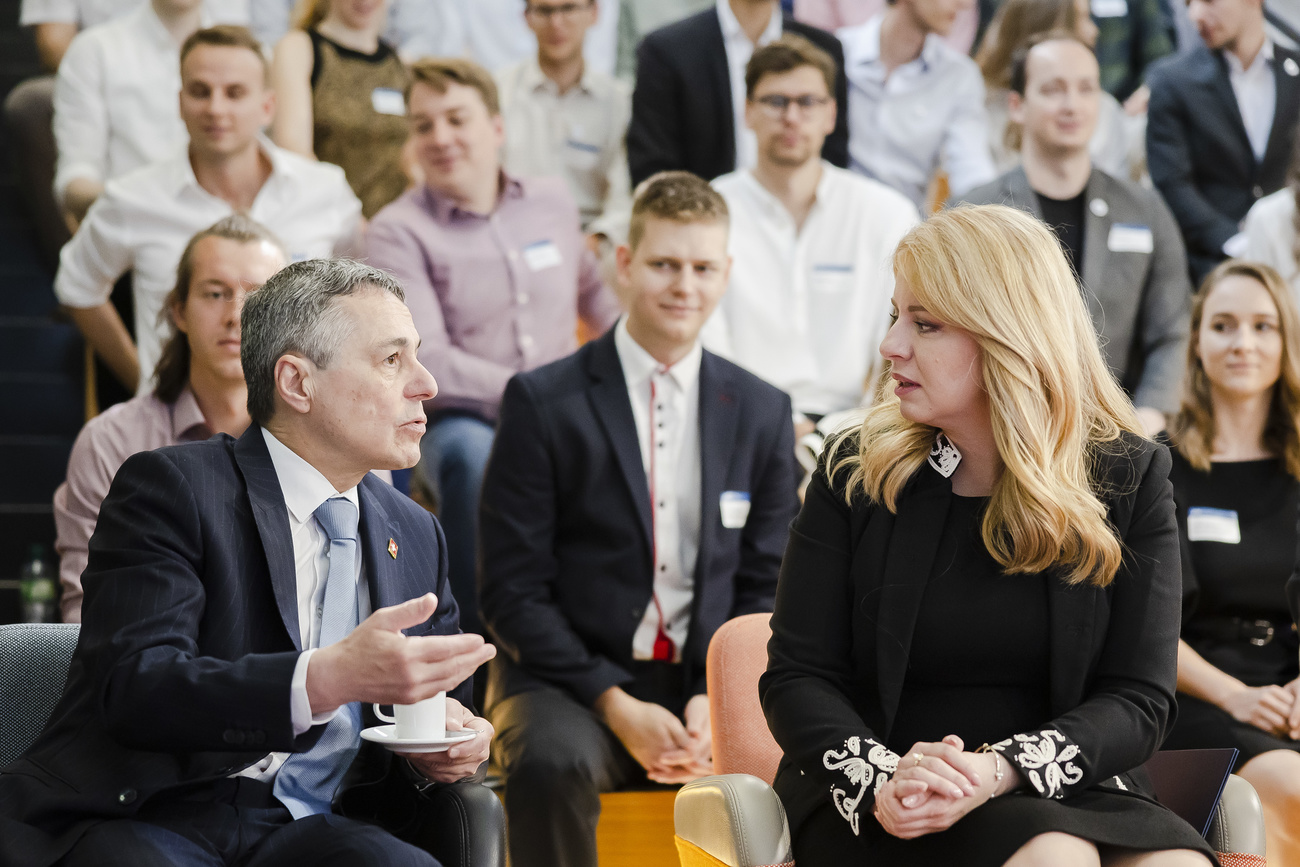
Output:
[927, 433, 962, 478]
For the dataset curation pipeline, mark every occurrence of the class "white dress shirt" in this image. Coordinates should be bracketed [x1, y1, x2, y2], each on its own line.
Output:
[234, 428, 373, 783]
[1226, 40, 1277, 163]
[496, 57, 632, 230]
[54, 137, 362, 395]
[21, 0, 246, 27]
[51, 2, 244, 204]
[614, 318, 702, 662]
[717, 0, 783, 172]
[704, 162, 919, 415]
[839, 14, 995, 209]
[1243, 187, 1300, 294]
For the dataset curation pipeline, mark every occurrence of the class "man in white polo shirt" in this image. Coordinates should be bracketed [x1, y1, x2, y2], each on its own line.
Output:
[703, 35, 919, 432]
[54, 0, 248, 227]
[55, 25, 361, 396]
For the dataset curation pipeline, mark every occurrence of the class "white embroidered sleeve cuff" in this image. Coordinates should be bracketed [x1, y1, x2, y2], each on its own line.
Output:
[991, 729, 1084, 799]
[821, 736, 900, 836]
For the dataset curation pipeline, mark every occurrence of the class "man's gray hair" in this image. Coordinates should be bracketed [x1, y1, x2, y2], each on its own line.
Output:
[242, 258, 405, 426]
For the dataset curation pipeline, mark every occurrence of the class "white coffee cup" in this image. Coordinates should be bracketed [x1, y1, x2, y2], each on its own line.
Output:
[373, 690, 446, 740]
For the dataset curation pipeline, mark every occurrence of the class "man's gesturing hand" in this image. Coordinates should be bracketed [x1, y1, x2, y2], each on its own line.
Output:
[306, 593, 496, 714]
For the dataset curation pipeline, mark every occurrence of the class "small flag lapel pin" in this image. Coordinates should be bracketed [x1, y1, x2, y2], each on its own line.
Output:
[388, 538, 399, 559]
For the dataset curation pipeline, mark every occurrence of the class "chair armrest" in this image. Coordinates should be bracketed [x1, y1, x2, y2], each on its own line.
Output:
[406, 780, 505, 867]
[1206, 774, 1266, 858]
[674, 774, 792, 867]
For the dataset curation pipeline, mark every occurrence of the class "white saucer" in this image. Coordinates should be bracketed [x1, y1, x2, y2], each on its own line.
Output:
[359, 725, 479, 753]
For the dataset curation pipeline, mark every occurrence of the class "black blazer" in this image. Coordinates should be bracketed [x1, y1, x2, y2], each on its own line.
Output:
[1147, 43, 1300, 282]
[0, 428, 470, 867]
[478, 329, 800, 708]
[627, 9, 850, 186]
[760, 432, 1182, 838]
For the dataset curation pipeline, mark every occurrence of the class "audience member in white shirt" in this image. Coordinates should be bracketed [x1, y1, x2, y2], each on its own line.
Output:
[20, 0, 246, 70]
[54, 0, 245, 228]
[497, 0, 632, 232]
[55, 25, 362, 396]
[839, 0, 996, 210]
[704, 35, 919, 435]
[1243, 181, 1300, 295]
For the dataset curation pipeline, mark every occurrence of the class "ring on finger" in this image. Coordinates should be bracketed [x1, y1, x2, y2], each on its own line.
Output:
[911, 751, 924, 767]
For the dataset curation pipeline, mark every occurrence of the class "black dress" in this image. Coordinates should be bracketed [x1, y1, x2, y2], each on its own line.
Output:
[792, 494, 1216, 865]
[1163, 452, 1300, 768]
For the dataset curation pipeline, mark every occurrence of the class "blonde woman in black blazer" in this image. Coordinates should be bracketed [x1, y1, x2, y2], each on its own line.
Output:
[760, 205, 1215, 866]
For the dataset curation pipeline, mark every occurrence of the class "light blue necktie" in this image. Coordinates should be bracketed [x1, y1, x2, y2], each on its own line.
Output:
[273, 497, 363, 818]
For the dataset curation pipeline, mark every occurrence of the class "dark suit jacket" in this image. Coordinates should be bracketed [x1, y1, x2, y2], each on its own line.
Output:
[0, 428, 470, 867]
[478, 329, 800, 709]
[1147, 43, 1300, 282]
[955, 167, 1191, 413]
[627, 9, 850, 186]
[760, 432, 1182, 838]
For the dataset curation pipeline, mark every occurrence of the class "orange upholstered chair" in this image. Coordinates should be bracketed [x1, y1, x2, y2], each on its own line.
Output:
[673, 614, 1268, 867]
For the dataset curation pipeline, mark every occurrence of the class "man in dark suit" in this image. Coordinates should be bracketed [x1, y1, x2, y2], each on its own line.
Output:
[956, 34, 1189, 435]
[0, 259, 498, 867]
[1147, 0, 1300, 283]
[479, 171, 800, 867]
[627, 0, 849, 186]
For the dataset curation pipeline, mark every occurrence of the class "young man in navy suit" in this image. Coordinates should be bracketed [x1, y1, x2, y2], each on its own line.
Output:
[0, 259, 497, 867]
[479, 172, 801, 867]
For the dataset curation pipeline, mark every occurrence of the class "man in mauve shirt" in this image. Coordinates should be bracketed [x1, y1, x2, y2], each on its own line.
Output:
[366, 57, 622, 638]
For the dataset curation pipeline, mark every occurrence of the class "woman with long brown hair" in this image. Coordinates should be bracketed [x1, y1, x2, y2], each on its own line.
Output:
[1164, 260, 1300, 866]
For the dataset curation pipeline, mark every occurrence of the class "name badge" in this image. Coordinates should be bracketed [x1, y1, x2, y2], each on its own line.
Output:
[1091, 0, 1128, 17]
[522, 240, 563, 272]
[565, 138, 602, 170]
[812, 263, 854, 274]
[1187, 507, 1241, 544]
[371, 87, 406, 116]
[720, 491, 751, 529]
[1107, 223, 1154, 254]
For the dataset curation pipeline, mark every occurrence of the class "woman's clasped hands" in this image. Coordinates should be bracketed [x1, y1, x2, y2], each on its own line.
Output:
[872, 735, 1016, 839]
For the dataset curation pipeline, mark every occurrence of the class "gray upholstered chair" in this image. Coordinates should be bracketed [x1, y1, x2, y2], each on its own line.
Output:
[673, 614, 1268, 867]
[0, 622, 505, 867]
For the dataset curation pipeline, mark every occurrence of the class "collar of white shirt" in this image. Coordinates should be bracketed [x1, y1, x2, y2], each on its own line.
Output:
[716, 0, 782, 49]
[614, 316, 704, 395]
[260, 427, 361, 528]
[1224, 38, 1275, 76]
[518, 55, 600, 97]
[133, 1, 219, 50]
[164, 134, 297, 200]
[844, 13, 944, 75]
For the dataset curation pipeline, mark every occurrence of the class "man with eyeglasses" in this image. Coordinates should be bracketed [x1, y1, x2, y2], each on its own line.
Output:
[496, 0, 632, 233]
[627, 0, 848, 186]
[703, 35, 918, 441]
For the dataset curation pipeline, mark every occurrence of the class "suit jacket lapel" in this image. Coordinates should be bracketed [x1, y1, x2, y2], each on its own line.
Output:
[1004, 167, 1043, 219]
[695, 352, 738, 589]
[1080, 170, 1113, 296]
[877, 469, 950, 734]
[234, 427, 303, 650]
[1263, 46, 1300, 178]
[357, 478, 408, 611]
[1202, 48, 1257, 167]
[702, 11, 736, 167]
[587, 332, 654, 548]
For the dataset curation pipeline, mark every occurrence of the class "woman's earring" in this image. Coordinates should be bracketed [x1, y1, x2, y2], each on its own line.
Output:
[928, 432, 962, 478]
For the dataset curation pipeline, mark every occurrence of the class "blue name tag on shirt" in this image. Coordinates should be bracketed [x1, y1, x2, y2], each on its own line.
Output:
[1187, 507, 1241, 544]
[720, 491, 751, 529]
[812, 263, 854, 273]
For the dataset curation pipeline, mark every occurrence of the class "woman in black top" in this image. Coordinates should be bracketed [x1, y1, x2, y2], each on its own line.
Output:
[1164, 260, 1300, 867]
[760, 205, 1213, 866]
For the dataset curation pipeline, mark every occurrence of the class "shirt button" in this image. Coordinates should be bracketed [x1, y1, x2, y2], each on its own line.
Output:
[658, 500, 666, 508]
[659, 564, 668, 572]
[520, 334, 534, 349]
[517, 292, 529, 304]
[508, 249, 518, 261]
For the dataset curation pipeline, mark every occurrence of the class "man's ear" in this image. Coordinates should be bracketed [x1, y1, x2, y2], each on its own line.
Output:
[274, 354, 314, 416]
[1007, 90, 1026, 126]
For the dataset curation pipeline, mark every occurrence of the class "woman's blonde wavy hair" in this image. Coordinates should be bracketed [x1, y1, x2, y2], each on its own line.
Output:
[831, 204, 1143, 587]
[1170, 260, 1300, 480]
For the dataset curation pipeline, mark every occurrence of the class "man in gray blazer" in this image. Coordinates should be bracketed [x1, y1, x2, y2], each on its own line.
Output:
[954, 33, 1190, 433]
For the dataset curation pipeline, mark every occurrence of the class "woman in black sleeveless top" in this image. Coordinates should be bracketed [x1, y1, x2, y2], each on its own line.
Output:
[1163, 260, 1300, 867]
